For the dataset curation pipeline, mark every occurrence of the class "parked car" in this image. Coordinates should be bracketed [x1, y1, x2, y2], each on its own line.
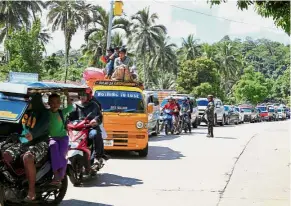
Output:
[224, 105, 239, 125]
[144, 91, 160, 136]
[285, 108, 290, 119]
[239, 106, 252, 122]
[234, 107, 244, 124]
[277, 107, 287, 120]
[267, 106, 276, 121]
[256, 105, 269, 121]
[197, 98, 225, 126]
[250, 108, 261, 123]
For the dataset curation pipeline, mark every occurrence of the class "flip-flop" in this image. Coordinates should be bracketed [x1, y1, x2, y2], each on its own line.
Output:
[24, 195, 36, 202]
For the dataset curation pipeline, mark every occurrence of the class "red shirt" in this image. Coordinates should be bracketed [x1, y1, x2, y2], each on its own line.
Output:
[164, 102, 179, 115]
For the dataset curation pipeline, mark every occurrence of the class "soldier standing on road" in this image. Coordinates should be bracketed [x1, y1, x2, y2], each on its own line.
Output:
[205, 95, 215, 138]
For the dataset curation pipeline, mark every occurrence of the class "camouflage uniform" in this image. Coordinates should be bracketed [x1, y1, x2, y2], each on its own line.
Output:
[205, 98, 215, 137]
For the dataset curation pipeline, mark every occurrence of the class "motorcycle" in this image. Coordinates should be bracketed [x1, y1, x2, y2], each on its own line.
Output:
[66, 113, 104, 186]
[180, 107, 191, 133]
[0, 134, 68, 205]
[162, 109, 175, 135]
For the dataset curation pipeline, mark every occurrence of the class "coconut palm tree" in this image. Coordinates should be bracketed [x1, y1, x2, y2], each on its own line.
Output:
[129, 7, 166, 88]
[0, 1, 45, 42]
[46, 1, 90, 82]
[152, 73, 176, 90]
[153, 36, 177, 72]
[84, 5, 130, 45]
[215, 41, 242, 94]
[81, 30, 106, 67]
[111, 32, 124, 48]
[178, 34, 201, 60]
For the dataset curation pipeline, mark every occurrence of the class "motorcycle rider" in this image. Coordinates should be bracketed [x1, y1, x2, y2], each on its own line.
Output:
[69, 88, 109, 173]
[162, 97, 180, 132]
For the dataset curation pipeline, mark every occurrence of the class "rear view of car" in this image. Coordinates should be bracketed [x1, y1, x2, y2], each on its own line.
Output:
[256, 106, 269, 121]
[196, 98, 208, 123]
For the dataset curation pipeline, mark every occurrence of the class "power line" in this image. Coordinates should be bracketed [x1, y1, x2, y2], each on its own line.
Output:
[153, 0, 279, 31]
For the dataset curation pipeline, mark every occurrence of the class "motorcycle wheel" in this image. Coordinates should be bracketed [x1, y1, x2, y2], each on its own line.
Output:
[188, 122, 192, 133]
[39, 175, 68, 205]
[67, 164, 83, 186]
[0, 185, 4, 206]
[165, 124, 169, 135]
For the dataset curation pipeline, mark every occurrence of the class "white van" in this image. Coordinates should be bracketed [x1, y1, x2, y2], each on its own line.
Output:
[196, 97, 225, 126]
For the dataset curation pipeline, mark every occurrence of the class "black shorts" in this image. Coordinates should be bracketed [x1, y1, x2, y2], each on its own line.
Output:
[4, 141, 48, 165]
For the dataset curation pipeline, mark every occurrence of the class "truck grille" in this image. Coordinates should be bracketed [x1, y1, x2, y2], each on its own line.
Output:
[112, 133, 128, 146]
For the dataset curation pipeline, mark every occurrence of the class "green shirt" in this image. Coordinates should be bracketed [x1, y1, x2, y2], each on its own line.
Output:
[49, 105, 74, 138]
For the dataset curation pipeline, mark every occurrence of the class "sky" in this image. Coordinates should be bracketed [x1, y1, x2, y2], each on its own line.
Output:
[1, 0, 290, 55]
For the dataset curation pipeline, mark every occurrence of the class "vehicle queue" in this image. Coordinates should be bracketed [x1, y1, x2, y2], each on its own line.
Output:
[145, 91, 290, 137]
[0, 71, 289, 205]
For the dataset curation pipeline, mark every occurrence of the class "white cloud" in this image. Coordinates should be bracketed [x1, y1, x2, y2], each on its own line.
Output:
[167, 20, 197, 38]
[215, 1, 285, 35]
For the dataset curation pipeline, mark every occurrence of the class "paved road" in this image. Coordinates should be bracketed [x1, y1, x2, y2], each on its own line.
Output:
[61, 121, 290, 206]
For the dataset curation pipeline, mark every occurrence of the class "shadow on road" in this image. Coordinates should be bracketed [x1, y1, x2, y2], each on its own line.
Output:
[108, 146, 185, 160]
[81, 173, 143, 187]
[214, 136, 237, 140]
[149, 134, 179, 142]
[61, 199, 113, 206]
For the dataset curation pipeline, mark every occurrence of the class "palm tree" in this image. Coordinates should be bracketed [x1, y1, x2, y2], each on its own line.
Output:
[0, 1, 45, 61]
[81, 30, 106, 67]
[0, 1, 45, 42]
[152, 73, 176, 90]
[84, 5, 130, 46]
[111, 32, 124, 48]
[46, 1, 90, 83]
[150, 36, 177, 73]
[215, 41, 242, 94]
[129, 7, 166, 88]
[178, 34, 201, 60]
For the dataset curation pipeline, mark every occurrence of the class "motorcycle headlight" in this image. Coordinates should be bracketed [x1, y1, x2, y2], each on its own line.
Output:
[136, 121, 144, 129]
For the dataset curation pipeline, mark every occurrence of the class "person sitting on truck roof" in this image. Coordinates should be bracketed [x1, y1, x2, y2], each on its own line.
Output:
[114, 47, 132, 69]
[106, 47, 119, 78]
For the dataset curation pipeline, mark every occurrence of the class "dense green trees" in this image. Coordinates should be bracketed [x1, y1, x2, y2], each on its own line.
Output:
[0, 1, 289, 105]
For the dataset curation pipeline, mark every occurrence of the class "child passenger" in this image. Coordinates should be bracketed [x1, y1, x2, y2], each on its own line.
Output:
[48, 91, 73, 184]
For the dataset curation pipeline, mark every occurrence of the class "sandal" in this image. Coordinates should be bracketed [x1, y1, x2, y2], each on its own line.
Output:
[49, 179, 61, 185]
[24, 194, 36, 202]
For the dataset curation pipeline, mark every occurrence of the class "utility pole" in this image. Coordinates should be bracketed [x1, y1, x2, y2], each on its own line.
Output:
[106, 0, 114, 50]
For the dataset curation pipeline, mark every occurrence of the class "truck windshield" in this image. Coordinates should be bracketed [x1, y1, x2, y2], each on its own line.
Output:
[224, 106, 230, 111]
[269, 108, 275, 112]
[277, 109, 282, 112]
[197, 99, 208, 106]
[94, 90, 145, 113]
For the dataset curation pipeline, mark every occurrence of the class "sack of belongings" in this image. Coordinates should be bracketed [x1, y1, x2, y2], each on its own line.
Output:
[111, 65, 133, 82]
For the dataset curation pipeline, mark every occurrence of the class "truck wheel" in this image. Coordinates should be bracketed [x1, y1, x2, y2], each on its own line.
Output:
[139, 143, 148, 157]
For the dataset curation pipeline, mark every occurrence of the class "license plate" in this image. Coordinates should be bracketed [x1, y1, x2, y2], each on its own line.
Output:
[104, 140, 113, 146]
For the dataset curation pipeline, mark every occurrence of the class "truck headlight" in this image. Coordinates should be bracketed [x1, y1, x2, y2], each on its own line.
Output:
[136, 121, 144, 129]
